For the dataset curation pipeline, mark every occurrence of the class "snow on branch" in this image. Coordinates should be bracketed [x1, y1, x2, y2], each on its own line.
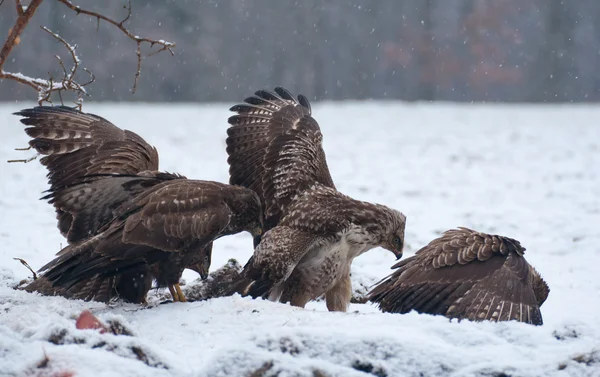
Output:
[40, 26, 95, 106]
[0, 25, 93, 108]
[0, 0, 176, 107]
[56, 0, 176, 93]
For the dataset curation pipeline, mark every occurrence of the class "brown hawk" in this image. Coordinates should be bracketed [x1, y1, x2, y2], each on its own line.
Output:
[368, 227, 550, 325]
[15, 106, 262, 303]
[225, 87, 407, 312]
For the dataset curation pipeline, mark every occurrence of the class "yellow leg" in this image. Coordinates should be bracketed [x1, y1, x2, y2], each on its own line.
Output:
[174, 283, 187, 302]
[168, 284, 187, 302]
[168, 285, 178, 301]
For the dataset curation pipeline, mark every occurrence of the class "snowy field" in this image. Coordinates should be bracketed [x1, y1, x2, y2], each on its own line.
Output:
[0, 101, 599, 376]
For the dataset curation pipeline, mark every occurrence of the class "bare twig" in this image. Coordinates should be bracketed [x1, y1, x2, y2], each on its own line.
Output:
[8, 146, 38, 164]
[1, 0, 174, 103]
[15, 0, 24, 16]
[0, 71, 50, 93]
[39, 26, 94, 107]
[56, 0, 176, 93]
[0, 0, 43, 67]
[82, 68, 95, 86]
[120, 0, 132, 25]
[14, 257, 37, 280]
[0, 1, 93, 107]
[7, 155, 38, 163]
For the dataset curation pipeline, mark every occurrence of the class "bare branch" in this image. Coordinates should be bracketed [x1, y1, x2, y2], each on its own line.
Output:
[82, 68, 95, 86]
[0, 0, 93, 106]
[8, 145, 39, 163]
[7, 156, 38, 163]
[0, 71, 49, 92]
[120, 0, 132, 25]
[56, 0, 176, 93]
[1, 0, 173, 104]
[0, 0, 43, 67]
[6, 145, 40, 164]
[56, 55, 69, 79]
[32, 26, 94, 105]
[41, 27, 82, 79]
[134, 41, 142, 93]
[1, 25, 94, 107]
[15, 0, 24, 16]
[13, 257, 37, 280]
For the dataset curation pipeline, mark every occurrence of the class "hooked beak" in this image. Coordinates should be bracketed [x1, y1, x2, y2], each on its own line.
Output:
[393, 249, 403, 260]
[199, 270, 209, 280]
[189, 264, 209, 280]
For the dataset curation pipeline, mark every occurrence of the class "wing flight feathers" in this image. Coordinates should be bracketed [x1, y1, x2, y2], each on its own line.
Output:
[369, 228, 548, 325]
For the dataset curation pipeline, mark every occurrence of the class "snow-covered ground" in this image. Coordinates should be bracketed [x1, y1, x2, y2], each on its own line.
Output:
[0, 101, 599, 377]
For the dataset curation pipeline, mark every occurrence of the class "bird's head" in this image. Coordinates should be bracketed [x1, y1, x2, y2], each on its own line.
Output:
[379, 209, 406, 260]
[228, 187, 264, 241]
[189, 245, 212, 280]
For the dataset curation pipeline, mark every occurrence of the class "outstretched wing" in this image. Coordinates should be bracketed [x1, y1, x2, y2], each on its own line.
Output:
[234, 226, 322, 299]
[15, 106, 160, 189]
[40, 180, 233, 289]
[15, 106, 162, 242]
[227, 87, 335, 230]
[368, 228, 547, 325]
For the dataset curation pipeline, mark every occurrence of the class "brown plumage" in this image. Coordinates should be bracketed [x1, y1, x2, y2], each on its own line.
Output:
[226, 87, 407, 312]
[368, 227, 550, 325]
[15, 106, 162, 242]
[16, 106, 263, 303]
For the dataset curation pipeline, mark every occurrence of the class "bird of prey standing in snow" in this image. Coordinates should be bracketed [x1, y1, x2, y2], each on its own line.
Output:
[225, 87, 407, 312]
[14, 106, 262, 303]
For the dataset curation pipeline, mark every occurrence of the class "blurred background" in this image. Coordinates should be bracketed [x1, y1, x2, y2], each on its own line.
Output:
[1, 0, 599, 103]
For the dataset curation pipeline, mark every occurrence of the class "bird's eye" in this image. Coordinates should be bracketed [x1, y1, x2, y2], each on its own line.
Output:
[393, 236, 402, 246]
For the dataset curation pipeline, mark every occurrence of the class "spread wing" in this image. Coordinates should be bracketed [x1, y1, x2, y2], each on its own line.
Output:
[15, 106, 160, 188]
[234, 226, 323, 299]
[227, 87, 335, 230]
[368, 228, 548, 325]
[39, 180, 233, 289]
[15, 106, 162, 242]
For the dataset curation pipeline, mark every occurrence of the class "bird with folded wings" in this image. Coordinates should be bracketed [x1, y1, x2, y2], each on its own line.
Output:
[368, 227, 550, 325]
[225, 87, 407, 312]
[15, 106, 262, 303]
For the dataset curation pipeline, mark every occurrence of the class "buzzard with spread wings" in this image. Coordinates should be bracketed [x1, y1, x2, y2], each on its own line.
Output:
[15, 107, 262, 303]
[226, 87, 407, 312]
[368, 228, 550, 325]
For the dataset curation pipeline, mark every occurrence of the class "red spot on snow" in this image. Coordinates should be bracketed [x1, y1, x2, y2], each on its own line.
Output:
[75, 310, 107, 333]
